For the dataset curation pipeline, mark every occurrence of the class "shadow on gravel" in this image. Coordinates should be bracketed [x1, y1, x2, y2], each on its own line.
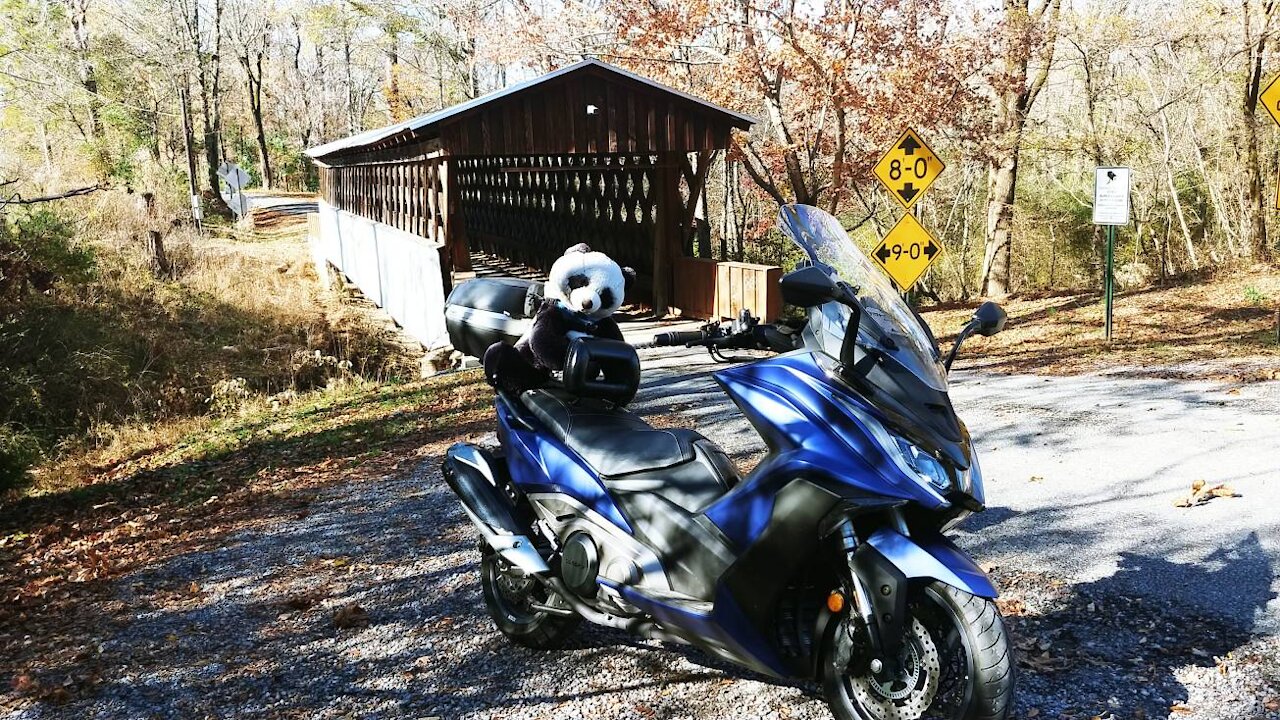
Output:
[996, 533, 1275, 719]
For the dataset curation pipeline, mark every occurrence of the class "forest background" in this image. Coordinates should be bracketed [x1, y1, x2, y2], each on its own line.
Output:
[2, 0, 1279, 490]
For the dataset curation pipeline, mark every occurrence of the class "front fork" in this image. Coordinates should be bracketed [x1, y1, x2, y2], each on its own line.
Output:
[831, 510, 910, 677]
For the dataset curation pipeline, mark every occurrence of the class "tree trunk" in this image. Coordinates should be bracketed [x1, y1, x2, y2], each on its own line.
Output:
[385, 31, 404, 121]
[982, 151, 1018, 297]
[193, 0, 229, 212]
[980, 0, 1062, 298]
[1242, 0, 1275, 261]
[344, 34, 357, 134]
[69, 0, 101, 140]
[243, 50, 273, 189]
[179, 79, 201, 218]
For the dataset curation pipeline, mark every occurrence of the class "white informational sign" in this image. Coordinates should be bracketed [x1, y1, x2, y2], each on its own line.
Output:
[1092, 166, 1131, 226]
[189, 193, 203, 221]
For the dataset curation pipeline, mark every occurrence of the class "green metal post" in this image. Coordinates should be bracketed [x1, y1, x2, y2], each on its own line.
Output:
[1104, 224, 1115, 342]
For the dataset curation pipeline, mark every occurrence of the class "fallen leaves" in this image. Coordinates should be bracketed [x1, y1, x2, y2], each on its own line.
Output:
[1173, 479, 1241, 507]
[332, 602, 370, 629]
[275, 587, 328, 613]
[1264, 697, 1279, 712]
[1014, 634, 1066, 673]
[9, 672, 75, 706]
[996, 597, 1027, 616]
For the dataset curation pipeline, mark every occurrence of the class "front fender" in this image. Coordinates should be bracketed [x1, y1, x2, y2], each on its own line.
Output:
[864, 528, 997, 598]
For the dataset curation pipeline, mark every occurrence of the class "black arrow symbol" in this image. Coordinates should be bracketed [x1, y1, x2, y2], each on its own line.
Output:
[876, 245, 892, 263]
[898, 183, 919, 203]
[923, 240, 938, 259]
[898, 135, 921, 155]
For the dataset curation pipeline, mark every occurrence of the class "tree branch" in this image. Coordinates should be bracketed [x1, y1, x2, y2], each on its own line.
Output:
[4, 185, 105, 205]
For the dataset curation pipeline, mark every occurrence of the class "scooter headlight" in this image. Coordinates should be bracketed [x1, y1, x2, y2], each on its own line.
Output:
[894, 437, 951, 491]
[831, 394, 952, 497]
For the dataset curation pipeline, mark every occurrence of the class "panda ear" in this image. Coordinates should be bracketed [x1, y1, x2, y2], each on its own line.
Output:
[565, 243, 592, 254]
[621, 266, 636, 291]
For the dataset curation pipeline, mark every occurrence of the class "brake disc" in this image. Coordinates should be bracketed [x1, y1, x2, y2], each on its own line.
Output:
[847, 617, 942, 720]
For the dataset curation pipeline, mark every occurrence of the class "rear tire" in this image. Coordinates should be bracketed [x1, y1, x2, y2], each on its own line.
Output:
[822, 581, 1013, 720]
[479, 545, 580, 649]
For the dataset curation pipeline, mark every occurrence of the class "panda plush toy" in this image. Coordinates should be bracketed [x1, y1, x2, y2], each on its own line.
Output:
[483, 243, 636, 395]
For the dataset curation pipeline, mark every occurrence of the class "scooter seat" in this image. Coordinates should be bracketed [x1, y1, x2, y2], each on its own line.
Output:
[520, 389, 739, 512]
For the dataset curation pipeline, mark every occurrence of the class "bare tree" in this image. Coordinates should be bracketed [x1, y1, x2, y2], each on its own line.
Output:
[66, 0, 101, 140]
[981, 0, 1063, 298]
[230, 0, 274, 188]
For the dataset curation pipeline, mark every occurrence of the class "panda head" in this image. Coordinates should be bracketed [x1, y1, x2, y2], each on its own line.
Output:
[546, 243, 636, 319]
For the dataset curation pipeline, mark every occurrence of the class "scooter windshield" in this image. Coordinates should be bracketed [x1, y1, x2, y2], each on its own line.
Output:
[779, 204, 948, 392]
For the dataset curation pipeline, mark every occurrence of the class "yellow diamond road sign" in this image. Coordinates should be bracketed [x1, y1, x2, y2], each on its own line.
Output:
[873, 128, 945, 210]
[1262, 75, 1280, 127]
[872, 214, 944, 291]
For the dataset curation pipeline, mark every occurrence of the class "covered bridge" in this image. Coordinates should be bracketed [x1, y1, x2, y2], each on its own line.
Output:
[306, 59, 768, 349]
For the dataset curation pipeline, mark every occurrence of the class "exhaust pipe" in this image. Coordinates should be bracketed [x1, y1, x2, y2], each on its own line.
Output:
[442, 444, 549, 575]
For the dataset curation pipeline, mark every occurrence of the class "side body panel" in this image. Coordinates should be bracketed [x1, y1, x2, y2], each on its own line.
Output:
[705, 351, 950, 550]
[498, 396, 631, 532]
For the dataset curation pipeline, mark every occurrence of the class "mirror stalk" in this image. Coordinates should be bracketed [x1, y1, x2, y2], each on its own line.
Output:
[944, 323, 977, 373]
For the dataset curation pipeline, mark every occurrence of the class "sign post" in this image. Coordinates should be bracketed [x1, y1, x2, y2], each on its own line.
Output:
[871, 128, 946, 294]
[1092, 167, 1131, 342]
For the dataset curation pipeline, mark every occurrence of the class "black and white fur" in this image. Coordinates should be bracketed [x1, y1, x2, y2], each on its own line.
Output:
[482, 244, 635, 395]
[546, 243, 630, 321]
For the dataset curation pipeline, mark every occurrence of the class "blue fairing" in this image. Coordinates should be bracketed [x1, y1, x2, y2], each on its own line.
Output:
[497, 398, 632, 532]
[704, 351, 950, 550]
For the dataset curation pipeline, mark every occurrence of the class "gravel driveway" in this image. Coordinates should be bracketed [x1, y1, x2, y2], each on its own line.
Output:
[7, 348, 1280, 720]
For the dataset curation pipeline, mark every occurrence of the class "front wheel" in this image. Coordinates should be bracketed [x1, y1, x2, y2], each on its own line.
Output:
[479, 545, 580, 649]
[822, 582, 1013, 720]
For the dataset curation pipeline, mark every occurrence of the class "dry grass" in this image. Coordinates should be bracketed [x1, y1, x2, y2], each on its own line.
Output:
[1, 189, 421, 497]
[923, 266, 1280, 381]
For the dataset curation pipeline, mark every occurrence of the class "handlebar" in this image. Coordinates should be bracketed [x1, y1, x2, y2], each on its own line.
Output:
[652, 329, 711, 347]
[649, 311, 801, 359]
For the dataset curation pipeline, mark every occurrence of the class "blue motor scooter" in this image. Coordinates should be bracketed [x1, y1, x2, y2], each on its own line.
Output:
[443, 204, 1012, 720]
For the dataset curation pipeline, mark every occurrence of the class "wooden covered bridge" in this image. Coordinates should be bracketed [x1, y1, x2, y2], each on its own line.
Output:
[306, 59, 775, 349]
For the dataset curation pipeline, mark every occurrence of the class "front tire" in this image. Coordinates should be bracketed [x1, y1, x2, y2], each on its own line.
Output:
[822, 582, 1013, 720]
[479, 545, 580, 649]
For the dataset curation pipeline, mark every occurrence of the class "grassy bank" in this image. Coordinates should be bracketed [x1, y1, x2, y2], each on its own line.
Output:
[1, 191, 420, 496]
[924, 267, 1280, 381]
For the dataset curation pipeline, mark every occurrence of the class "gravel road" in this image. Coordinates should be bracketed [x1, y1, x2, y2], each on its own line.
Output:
[7, 348, 1280, 720]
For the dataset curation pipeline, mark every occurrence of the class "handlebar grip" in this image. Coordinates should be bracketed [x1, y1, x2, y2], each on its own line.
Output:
[652, 329, 707, 347]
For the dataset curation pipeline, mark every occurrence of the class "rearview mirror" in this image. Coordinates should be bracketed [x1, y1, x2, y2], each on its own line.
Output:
[972, 301, 1007, 337]
[944, 301, 1007, 372]
[780, 265, 839, 308]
